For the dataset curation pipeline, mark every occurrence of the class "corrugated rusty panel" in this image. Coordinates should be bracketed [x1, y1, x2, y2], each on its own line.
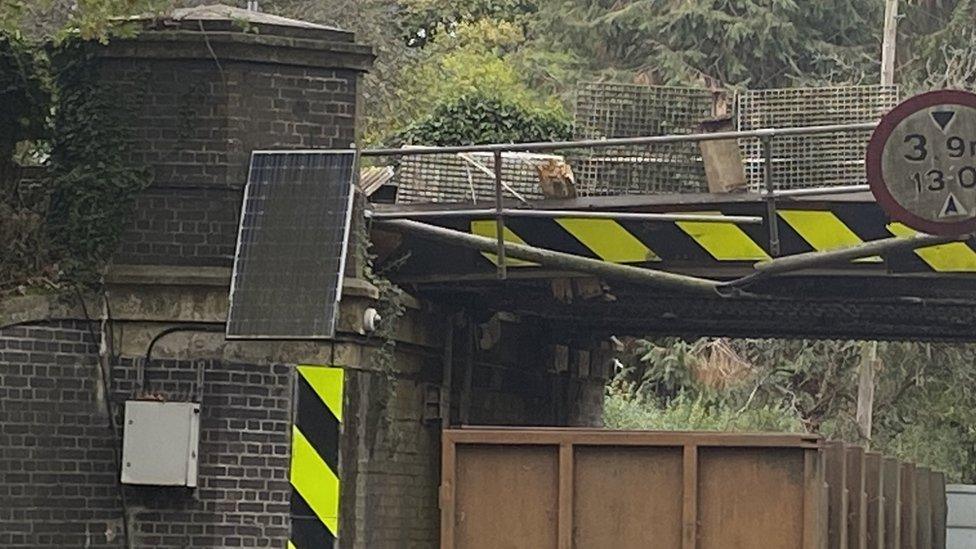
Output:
[847, 445, 868, 549]
[441, 428, 823, 549]
[930, 472, 946, 549]
[827, 441, 850, 549]
[865, 452, 885, 549]
[452, 444, 559, 548]
[697, 447, 807, 548]
[573, 446, 683, 547]
[916, 468, 933, 549]
[882, 457, 902, 549]
[902, 463, 918, 549]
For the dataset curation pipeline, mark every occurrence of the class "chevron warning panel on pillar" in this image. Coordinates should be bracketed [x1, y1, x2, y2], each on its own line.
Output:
[290, 365, 344, 549]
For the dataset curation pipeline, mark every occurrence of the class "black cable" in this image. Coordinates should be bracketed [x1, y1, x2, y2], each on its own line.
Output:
[142, 324, 226, 393]
[74, 289, 131, 549]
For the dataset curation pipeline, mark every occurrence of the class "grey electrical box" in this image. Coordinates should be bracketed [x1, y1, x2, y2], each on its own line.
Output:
[121, 400, 200, 487]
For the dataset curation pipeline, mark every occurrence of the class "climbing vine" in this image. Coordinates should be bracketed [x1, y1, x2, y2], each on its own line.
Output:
[355, 219, 407, 382]
[1, 30, 150, 293]
[45, 39, 150, 287]
[353, 218, 411, 452]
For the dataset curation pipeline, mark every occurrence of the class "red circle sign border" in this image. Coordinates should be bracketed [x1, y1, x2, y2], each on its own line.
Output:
[866, 89, 976, 236]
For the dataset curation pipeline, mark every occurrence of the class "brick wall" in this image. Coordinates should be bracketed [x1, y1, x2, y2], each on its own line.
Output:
[341, 368, 442, 548]
[0, 321, 295, 549]
[100, 56, 363, 268]
[113, 356, 294, 548]
[0, 321, 123, 548]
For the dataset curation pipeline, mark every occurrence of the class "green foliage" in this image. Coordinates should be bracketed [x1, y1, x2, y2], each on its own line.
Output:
[0, 32, 50, 185]
[395, 92, 572, 146]
[1, 0, 165, 42]
[899, 0, 976, 90]
[610, 337, 976, 482]
[1, 31, 53, 291]
[398, 0, 537, 47]
[43, 40, 150, 287]
[532, 0, 883, 89]
[605, 392, 804, 432]
[0, 0, 160, 293]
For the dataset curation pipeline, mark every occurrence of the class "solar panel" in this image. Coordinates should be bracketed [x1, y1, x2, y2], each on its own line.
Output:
[227, 150, 356, 339]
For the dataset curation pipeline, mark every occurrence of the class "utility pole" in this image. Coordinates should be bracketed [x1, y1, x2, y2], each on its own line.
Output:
[855, 341, 879, 445]
[881, 0, 899, 85]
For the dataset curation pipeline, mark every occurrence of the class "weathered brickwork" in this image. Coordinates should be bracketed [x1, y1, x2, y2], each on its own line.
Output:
[98, 41, 365, 268]
[113, 356, 294, 548]
[119, 188, 242, 267]
[103, 57, 362, 268]
[342, 369, 442, 548]
[0, 321, 295, 548]
[0, 321, 123, 549]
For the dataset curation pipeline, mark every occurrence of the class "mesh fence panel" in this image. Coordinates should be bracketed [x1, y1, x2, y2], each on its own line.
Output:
[394, 151, 563, 204]
[736, 85, 899, 191]
[572, 82, 716, 195]
[384, 84, 900, 204]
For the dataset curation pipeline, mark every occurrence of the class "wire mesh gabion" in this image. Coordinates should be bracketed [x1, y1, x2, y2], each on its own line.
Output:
[572, 82, 717, 196]
[394, 151, 564, 204]
[736, 85, 900, 191]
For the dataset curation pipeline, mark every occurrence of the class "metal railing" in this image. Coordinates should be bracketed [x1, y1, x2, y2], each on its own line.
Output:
[361, 122, 877, 279]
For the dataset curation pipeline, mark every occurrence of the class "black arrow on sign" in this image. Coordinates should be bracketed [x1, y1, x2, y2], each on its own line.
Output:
[931, 110, 956, 132]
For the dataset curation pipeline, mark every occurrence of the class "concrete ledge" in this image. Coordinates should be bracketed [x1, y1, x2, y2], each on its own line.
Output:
[3, 269, 436, 348]
[106, 264, 232, 287]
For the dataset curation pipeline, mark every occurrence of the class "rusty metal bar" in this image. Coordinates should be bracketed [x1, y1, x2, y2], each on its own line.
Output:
[366, 208, 763, 224]
[493, 150, 507, 280]
[681, 444, 698, 549]
[360, 122, 877, 157]
[440, 316, 454, 430]
[558, 443, 573, 549]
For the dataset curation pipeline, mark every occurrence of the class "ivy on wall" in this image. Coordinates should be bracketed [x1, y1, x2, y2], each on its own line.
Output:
[1, 32, 149, 293]
[46, 40, 150, 287]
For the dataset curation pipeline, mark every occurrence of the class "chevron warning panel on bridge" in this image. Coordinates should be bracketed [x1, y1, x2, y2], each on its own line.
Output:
[436, 202, 976, 276]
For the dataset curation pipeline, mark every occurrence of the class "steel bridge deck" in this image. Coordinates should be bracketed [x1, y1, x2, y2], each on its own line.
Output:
[372, 193, 976, 341]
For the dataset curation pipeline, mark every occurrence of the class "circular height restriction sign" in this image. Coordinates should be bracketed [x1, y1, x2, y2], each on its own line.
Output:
[867, 90, 976, 235]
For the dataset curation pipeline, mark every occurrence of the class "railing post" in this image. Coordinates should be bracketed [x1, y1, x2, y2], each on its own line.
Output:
[762, 135, 782, 257]
[493, 150, 507, 279]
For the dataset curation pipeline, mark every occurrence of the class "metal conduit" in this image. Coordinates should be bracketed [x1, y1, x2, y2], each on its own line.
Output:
[366, 209, 763, 224]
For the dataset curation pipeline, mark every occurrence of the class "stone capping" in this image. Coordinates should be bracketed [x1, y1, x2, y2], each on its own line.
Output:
[144, 19, 354, 42]
[97, 30, 375, 71]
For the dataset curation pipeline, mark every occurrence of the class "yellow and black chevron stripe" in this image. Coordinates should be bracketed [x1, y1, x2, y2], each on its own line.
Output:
[289, 365, 343, 549]
[465, 207, 976, 273]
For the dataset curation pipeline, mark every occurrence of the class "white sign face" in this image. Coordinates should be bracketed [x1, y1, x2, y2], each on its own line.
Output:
[867, 90, 976, 235]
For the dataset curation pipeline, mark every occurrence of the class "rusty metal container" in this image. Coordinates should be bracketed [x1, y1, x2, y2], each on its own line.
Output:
[440, 428, 825, 549]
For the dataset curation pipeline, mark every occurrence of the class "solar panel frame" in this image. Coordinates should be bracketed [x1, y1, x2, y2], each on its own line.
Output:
[226, 149, 357, 340]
